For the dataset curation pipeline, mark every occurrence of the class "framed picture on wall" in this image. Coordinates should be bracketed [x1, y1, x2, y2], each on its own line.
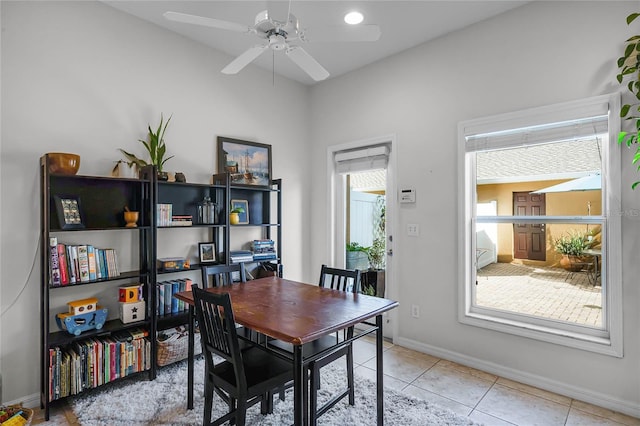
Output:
[217, 136, 272, 188]
[54, 195, 85, 230]
[198, 242, 217, 264]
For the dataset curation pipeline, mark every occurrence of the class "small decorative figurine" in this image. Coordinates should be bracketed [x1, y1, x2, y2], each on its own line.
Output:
[124, 206, 139, 228]
[56, 297, 108, 336]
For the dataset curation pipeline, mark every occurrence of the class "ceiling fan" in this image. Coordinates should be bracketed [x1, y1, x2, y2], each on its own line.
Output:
[163, 7, 381, 81]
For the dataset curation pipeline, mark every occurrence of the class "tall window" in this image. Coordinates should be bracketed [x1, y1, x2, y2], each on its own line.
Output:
[458, 95, 622, 356]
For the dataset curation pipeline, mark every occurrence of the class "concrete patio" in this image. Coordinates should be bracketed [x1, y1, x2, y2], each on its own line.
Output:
[476, 262, 602, 327]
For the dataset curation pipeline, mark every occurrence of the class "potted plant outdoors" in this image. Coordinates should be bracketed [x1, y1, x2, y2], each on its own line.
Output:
[119, 114, 174, 180]
[346, 242, 370, 271]
[364, 237, 386, 297]
[229, 206, 244, 225]
[553, 230, 598, 272]
[617, 12, 640, 189]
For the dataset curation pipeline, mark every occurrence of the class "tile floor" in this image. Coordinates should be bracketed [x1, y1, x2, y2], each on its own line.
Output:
[32, 337, 639, 426]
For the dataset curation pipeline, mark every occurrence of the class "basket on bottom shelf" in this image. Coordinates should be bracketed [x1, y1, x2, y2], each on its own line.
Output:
[0, 404, 33, 426]
[157, 326, 201, 367]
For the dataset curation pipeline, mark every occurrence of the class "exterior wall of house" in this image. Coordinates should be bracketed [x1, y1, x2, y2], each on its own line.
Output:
[477, 182, 603, 266]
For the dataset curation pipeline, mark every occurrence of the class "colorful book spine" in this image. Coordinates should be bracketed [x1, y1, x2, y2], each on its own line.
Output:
[158, 285, 165, 316]
[66, 246, 76, 284]
[57, 243, 69, 285]
[177, 279, 185, 312]
[97, 249, 107, 278]
[77, 245, 90, 282]
[163, 281, 172, 315]
[171, 281, 180, 314]
[49, 237, 61, 287]
[87, 245, 97, 281]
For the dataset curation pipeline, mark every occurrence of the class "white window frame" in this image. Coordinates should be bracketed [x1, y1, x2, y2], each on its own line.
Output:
[457, 94, 622, 357]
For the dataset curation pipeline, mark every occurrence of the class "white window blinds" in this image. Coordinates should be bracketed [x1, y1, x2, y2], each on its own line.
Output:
[334, 145, 390, 174]
[462, 97, 610, 153]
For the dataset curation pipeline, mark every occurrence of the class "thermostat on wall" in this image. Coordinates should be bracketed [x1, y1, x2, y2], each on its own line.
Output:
[400, 188, 416, 203]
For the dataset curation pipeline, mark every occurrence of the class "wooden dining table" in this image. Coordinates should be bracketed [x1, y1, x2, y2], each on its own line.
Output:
[175, 275, 399, 426]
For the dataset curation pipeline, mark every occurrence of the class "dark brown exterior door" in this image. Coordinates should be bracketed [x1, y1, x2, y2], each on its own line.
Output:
[513, 192, 546, 261]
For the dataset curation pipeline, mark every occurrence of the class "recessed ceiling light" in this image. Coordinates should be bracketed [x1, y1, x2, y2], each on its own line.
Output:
[344, 11, 364, 25]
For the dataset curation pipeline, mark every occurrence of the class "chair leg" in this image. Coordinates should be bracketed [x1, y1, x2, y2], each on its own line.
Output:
[303, 368, 309, 425]
[203, 379, 214, 426]
[260, 393, 269, 415]
[229, 397, 236, 426]
[236, 400, 247, 426]
[310, 363, 319, 426]
[347, 345, 355, 405]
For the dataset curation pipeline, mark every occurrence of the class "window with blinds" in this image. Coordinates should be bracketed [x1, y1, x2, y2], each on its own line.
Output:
[458, 94, 622, 357]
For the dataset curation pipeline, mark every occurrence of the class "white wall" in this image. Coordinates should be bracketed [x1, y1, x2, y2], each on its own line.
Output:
[0, 1, 311, 403]
[309, 1, 640, 417]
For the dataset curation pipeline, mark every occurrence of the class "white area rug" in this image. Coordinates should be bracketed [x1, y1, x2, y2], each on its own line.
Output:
[72, 357, 481, 425]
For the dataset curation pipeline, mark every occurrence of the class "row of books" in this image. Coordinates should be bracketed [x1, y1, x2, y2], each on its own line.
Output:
[230, 249, 277, 263]
[157, 279, 192, 316]
[48, 329, 150, 401]
[230, 250, 254, 263]
[157, 204, 173, 226]
[252, 239, 276, 253]
[252, 239, 277, 260]
[49, 238, 119, 287]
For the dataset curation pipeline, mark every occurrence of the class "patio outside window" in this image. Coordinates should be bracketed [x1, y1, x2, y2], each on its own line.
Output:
[458, 94, 622, 356]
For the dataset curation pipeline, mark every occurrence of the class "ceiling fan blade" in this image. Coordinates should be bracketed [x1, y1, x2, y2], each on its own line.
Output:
[163, 11, 251, 33]
[286, 46, 329, 81]
[303, 25, 381, 43]
[221, 45, 269, 75]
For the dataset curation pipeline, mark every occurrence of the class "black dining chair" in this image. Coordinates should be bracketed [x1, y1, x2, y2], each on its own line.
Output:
[268, 265, 361, 425]
[192, 285, 294, 426]
[201, 263, 246, 288]
[309, 265, 361, 424]
[201, 263, 256, 342]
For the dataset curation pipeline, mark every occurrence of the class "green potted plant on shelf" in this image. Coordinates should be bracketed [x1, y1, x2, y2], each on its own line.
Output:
[229, 205, 245, 225]
[617, 12, 640, 189]
[119, 114, 174, 180]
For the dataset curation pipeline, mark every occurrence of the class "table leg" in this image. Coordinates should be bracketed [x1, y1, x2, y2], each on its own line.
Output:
[376, 314, 383, 426]
[293, 344, 305, 425]
[187, 304, 194, 410]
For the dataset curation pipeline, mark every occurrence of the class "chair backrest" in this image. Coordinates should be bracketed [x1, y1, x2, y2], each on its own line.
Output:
[318, 264, 361, 293]
[192, 285, 246, 385]
[201, 263, 247, 288]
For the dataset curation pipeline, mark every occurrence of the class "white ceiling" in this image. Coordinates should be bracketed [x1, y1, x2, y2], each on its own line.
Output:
[104, 1, 529, 86]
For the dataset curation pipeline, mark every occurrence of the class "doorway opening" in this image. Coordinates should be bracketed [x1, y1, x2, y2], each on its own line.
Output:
[327, 136, 396, 340]
[346, 170, 386, 297]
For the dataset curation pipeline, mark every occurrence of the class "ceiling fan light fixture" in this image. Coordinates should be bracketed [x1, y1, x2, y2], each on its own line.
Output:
[344, 11, 364, 25]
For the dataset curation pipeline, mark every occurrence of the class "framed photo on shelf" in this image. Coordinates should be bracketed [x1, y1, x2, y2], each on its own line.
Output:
[54, 195, 85, 229]
[198, 242, 217, 264]
[217, 136, 272, 188]
[231, 199, 249, 224]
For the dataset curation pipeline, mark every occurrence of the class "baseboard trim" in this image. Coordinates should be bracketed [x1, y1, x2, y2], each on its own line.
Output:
[394, 336, 640, 419]
[5, 392, 40, 409]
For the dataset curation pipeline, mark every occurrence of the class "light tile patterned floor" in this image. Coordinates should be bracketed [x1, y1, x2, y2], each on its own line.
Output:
[476, 262, 603, 327]
[32, 337, 639, 425]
